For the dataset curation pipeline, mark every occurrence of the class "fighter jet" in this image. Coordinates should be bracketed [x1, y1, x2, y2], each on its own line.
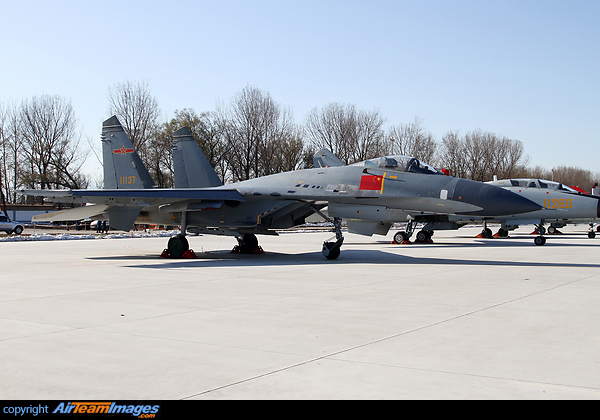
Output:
[310, 150, 600, 246]
[479, 178, 600, 243]
[24, 116, 541, 260]
[407, 178, 600, 246]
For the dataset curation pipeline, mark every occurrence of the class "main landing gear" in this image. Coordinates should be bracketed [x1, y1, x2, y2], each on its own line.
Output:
[392, 220, 433, 244]
[309, 205, 344, 260]
[164, 233, 191, 258]
[322, 217, 344, 260]
[162, 232, 264, 258]
[232, 233, 264, 254]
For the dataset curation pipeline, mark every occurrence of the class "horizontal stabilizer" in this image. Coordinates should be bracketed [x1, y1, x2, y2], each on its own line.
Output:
[32, 204, 110, 222]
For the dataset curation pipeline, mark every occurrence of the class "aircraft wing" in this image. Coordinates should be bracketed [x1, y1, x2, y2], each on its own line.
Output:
[22, 188, 245, 203]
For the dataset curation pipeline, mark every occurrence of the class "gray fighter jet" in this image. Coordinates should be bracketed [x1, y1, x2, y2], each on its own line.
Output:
[24, 116, 541, 259]
[313, 150, 599, 245]
[480, 178, 600, 243]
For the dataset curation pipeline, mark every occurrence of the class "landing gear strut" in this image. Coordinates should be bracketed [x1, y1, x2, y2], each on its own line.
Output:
[534, 224, 546, 246]
[162, 211, 194, 258]
[322, 217, 344, 260]
[309, 205, 344, 260]
[588, 223, 597, 239]
[480, 221, 493, 239]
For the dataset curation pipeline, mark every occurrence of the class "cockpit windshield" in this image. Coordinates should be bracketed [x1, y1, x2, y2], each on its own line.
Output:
[351, 155, 442, 175]
[500, 179, 578, 192]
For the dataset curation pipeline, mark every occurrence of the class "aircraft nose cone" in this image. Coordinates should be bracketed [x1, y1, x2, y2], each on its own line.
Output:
[454, 179, 541, 216]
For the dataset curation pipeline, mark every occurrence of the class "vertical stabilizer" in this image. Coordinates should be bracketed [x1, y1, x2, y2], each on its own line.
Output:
[173, 127, 222, 188]
[313, 148, 345, 168]
[101, 116, 156, 189]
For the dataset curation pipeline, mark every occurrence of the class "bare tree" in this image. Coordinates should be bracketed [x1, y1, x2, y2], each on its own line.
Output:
[304, 103, 386, 164]
[218, 85, 302, 181]
[0, 102, 9, 210]
[107, 80, 161, 162]
[546, 166, 599, 191]
[439, 129, 529, 181]
[439, 130, 468, 178]
[387, 117, 437, 164]
[19, 95, 88, 190]
[3, 105, 24, 202]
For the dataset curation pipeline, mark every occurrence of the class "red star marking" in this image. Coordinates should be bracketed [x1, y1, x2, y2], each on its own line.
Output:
[113, 146, 134, 155]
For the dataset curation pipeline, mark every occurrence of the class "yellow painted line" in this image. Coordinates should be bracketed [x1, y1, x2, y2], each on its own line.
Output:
[380, 172, 386, 194]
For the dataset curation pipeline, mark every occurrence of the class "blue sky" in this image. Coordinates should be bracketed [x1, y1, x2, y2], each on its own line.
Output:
[1, 0, 598, 178]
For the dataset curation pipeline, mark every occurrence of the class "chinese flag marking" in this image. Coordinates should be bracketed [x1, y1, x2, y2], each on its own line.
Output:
[359, 175, 383, 191]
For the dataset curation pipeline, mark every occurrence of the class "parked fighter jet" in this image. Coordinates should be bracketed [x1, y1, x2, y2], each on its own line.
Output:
[310, 150, 600, 246]
[24, 116, 541, 259]
[480, 178, 600, 242]
[406, 178, 600, 245]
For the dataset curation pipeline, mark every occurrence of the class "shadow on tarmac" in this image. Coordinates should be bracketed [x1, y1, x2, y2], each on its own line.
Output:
[88, 246, 600, 270]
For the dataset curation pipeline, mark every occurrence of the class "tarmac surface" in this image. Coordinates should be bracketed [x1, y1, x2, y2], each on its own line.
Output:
[1, 224, 600, 399]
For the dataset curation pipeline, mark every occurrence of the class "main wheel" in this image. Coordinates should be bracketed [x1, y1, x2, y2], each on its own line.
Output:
[394, 231, 408, 243]
[167, 234, 189, 258]
[238, 234, 258, 253]
[322, 242, 341, 260]
[481, 228, 493, 239]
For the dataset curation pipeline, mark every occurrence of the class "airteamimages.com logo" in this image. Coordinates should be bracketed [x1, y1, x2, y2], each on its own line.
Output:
[53, 402, 160, 417]
[3, 402, 161, 418]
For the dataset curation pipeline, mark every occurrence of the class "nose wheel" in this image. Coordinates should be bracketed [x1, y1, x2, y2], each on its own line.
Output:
[533, 224, 546, 245]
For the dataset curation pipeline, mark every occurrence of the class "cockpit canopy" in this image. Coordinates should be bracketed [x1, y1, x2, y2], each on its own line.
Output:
[352, 155, 442, 175]
[491, 178, 578, 192]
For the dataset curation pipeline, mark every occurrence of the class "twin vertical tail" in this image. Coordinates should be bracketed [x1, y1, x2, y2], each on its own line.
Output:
[101, 116, 155, 230]
[313, 148, 345, 168]
[101, 115, 156, 190]
[172, 126, 222, 188]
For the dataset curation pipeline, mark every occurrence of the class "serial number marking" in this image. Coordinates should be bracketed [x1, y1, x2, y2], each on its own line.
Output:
[120, 176, 136, 185]
[544, 198, 572, 209]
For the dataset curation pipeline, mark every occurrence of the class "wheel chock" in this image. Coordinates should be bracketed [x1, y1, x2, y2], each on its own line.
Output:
[231, 245, 265, 254]
[160, 249, 197, 258]
[181, 249, 197, 258]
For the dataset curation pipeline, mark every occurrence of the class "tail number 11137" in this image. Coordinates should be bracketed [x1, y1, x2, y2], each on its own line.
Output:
[120, 176, 136, 185]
